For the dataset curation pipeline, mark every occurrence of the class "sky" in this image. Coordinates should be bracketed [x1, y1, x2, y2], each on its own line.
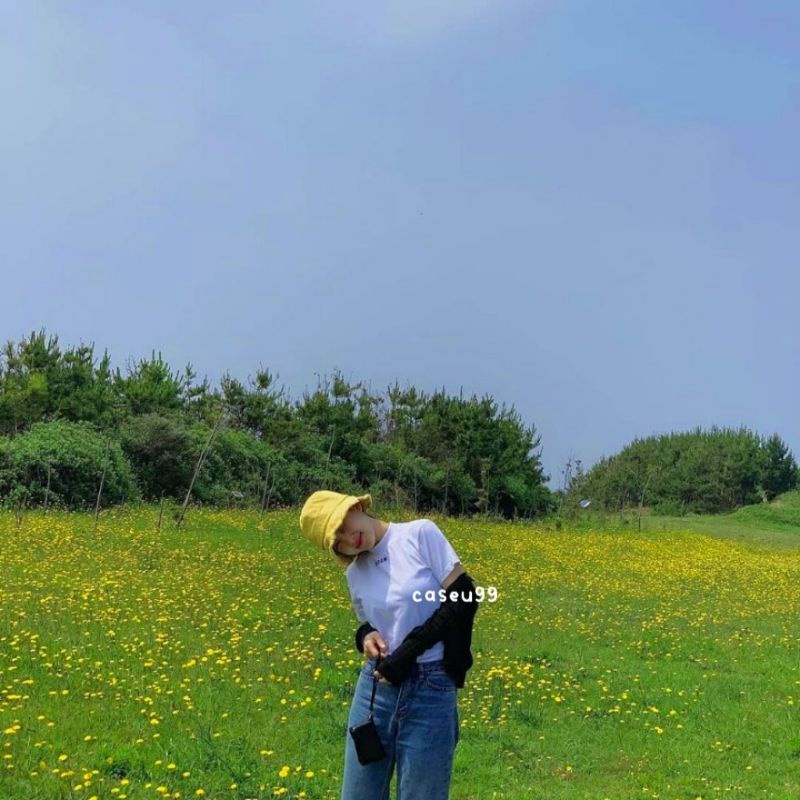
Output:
[2, 1, 798, 487]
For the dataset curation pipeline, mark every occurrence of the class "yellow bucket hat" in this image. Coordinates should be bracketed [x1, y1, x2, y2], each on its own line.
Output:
[299, 490, 373, 567]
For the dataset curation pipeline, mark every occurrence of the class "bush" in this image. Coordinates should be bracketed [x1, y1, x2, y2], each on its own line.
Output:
[190, 426, 291, 507]
[0, 421, 139, 509]
[119, 413, 195, 501]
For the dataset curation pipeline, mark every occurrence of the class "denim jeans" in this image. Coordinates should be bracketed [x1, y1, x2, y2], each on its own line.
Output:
[341, 657, 460, 800]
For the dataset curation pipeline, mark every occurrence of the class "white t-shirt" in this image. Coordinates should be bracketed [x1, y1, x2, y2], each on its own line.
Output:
[346, 518, 461, 662]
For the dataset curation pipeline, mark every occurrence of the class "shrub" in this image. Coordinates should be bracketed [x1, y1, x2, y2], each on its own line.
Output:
[0, 421, 139, 509]
[119, 413, 195, 501]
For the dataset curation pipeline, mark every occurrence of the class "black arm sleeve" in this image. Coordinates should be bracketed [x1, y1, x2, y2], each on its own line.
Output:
[376, 571, 479, 685]
[355, 621, 378, 654]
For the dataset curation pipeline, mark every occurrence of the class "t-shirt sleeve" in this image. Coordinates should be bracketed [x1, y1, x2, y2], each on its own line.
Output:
[417, 519, 461, 585]
[346, 574, 368, 622]
[351, 596, 368, 623]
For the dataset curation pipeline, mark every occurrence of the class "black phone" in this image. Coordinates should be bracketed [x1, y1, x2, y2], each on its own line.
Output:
[349, 713, 387, 765]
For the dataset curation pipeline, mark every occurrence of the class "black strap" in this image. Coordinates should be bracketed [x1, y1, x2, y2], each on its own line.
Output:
[369, 654, 382, 714]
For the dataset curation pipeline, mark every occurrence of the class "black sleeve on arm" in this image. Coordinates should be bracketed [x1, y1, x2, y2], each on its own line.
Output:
[355, 621, 378, 654]
[376, 571, 479, 685]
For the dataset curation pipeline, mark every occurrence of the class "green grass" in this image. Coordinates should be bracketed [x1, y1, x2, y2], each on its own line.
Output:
[567, 490, 800, 551]
[730, 490, 800, 529]
[0, 505, 798, 799]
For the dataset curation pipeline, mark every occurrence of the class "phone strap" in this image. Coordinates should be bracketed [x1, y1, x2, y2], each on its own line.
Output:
[368, 654, 382, 716]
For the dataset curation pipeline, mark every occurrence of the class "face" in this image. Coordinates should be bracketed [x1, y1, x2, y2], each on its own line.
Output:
[333, 503, 374, 556]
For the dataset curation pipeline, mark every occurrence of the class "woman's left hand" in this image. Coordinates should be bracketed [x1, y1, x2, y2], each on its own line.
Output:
[373, 669, 391, 684]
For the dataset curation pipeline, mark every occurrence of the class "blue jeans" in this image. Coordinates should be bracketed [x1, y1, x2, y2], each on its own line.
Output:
[341, 657, 460, 800]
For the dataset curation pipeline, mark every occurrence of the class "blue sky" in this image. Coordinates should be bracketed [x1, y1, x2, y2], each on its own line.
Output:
[2, 1, 798, 487]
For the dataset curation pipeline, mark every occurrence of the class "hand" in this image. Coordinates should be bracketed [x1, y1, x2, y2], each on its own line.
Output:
[363, 632, 392, 684]
[373, 668, 391, 685]
[363, 631, 388, 659]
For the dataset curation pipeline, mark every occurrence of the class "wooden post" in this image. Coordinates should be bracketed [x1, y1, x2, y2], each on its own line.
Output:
[44, 462, 52, 515]
[637, 468, 654, 534]
[177, 408, 225, 530]
[157, 493, 165, 532]
[265, 472, 276, 514]
[259, 461, 272, 517]
[325, 424, 336, 488]
[94, 437, 111, 531]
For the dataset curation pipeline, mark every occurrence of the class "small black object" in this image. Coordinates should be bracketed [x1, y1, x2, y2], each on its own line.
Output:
[348, 656, 387, 765]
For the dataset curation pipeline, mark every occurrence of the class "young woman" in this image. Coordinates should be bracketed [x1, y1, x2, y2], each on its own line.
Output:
[299, 490, 478, 800]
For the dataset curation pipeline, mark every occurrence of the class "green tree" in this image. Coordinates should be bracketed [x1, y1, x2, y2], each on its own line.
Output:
[113, 352, 191, 417]
[759, 434, 798, 500]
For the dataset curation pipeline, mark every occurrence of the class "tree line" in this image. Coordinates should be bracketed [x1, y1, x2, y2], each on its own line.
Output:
[0, 330, 553, 517]
[567, 427, 798, 515]
[2, 330, 796, 518]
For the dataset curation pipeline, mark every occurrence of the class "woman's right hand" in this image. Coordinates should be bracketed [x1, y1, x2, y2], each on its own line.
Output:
[363, 631, 388, 660]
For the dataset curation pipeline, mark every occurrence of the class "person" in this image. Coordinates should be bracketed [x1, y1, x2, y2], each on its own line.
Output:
[299, 490, 479, 800]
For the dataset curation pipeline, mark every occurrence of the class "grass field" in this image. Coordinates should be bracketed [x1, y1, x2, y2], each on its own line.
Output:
[1, 505, 798, 799]
[572, 490, 800, 551]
